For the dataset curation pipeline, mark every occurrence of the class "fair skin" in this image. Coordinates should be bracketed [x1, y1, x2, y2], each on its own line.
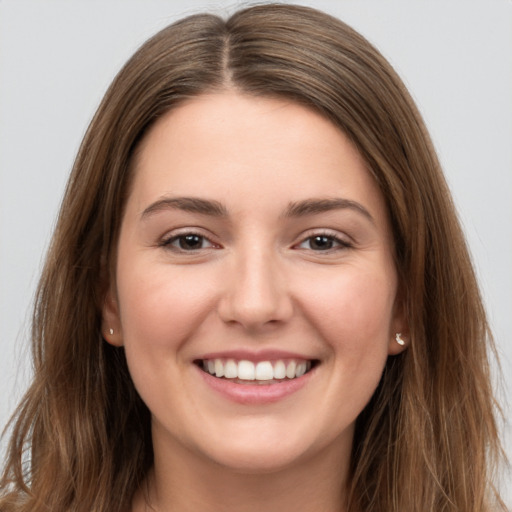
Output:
[103, 91, 407, 512]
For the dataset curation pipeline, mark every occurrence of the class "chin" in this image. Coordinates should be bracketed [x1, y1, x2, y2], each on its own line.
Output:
[205, 444, 307, 475]
[191, 425, 329, 475]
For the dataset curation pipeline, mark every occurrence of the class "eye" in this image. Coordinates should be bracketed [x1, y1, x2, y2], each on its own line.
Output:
[296, 233, 351, 251]
[162, 233, 215, 251]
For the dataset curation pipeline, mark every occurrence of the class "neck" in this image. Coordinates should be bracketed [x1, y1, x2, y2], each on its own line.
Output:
[134, 431, 351, 512]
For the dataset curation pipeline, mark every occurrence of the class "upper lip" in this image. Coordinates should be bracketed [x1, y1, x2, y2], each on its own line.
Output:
[195, 349, 317, 363]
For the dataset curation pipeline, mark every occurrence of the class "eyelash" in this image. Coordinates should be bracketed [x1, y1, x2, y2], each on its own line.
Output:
[160, 231, 217, 252]
[159, 229, 352, 254]
[295, 231, 352, 252]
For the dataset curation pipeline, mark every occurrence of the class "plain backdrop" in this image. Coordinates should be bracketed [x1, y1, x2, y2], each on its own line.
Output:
[1, 0, 511, 501]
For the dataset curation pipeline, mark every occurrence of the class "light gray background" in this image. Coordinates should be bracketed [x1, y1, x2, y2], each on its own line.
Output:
[1, 0, 511, 501]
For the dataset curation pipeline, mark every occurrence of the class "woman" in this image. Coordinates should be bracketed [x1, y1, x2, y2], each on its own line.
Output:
[0, 4, 506, 511]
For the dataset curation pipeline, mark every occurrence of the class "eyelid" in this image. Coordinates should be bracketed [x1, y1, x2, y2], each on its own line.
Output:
[159, 227, 221, 251]
[293, 229, 353, 251]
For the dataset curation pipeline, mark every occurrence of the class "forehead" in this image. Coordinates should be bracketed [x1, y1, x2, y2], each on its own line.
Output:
[128, 91, 388, 223]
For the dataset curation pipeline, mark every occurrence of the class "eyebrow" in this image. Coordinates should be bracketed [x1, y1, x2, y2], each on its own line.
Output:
[141, 196, 374, 223]
[283, 198, 374, 223]
[141, 197, 228, 219]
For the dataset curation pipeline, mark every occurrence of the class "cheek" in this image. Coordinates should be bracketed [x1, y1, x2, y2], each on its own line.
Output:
[305, 266, 397, 421]
[116, 262, 217, 355]
[301, 264, 397, 358]
[114, 262, 221, 417]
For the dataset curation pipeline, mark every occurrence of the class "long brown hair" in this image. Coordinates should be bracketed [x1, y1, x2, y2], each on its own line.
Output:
[0, 4, 506, 511]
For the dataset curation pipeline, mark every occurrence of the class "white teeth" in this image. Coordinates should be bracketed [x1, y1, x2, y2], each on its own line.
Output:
[273, 360, 286, 379]
[255, 361, 273, 380]
[238, 360, 255, 380]
[295, 362, 307, 377]
[214, 359, 224, 378]
[224, 359, 238, 378]
[202, 358, 313, 382]
[286, 361, 296, 379]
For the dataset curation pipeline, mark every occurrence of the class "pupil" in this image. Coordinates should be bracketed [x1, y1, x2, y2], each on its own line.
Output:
[311, 236, 333, 250]
[179, 235, 202, 250]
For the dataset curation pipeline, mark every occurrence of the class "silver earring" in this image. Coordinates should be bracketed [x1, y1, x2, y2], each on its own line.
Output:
[395, 332, 405, 346]
[109, 328, 114, 335]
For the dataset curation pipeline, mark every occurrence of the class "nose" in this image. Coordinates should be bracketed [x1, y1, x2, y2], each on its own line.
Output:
[217, 247, 294, 331]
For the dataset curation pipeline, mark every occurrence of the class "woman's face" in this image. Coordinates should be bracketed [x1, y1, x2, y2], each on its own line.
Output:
[104, 92, 406, 473]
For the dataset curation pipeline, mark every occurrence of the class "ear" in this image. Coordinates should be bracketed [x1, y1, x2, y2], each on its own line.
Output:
[101, 286, 123, 347]
[388, 291, 409, 356]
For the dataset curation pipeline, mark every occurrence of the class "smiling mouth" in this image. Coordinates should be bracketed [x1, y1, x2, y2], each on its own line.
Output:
[195, 358, 318, 384]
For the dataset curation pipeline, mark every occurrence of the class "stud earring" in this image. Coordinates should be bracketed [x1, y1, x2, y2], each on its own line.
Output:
[395, 332, 405, 346]
[109, 328, 114, 336]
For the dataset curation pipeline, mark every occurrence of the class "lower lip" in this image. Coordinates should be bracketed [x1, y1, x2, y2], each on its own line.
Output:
[196, 365, 315, 404]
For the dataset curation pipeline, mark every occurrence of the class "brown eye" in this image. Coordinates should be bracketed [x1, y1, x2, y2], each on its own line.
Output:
[295, 232, 352, 252]
[308, 235, 335, 250]
[164, 233, 214, 251]
[178, 235, 203, 250]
